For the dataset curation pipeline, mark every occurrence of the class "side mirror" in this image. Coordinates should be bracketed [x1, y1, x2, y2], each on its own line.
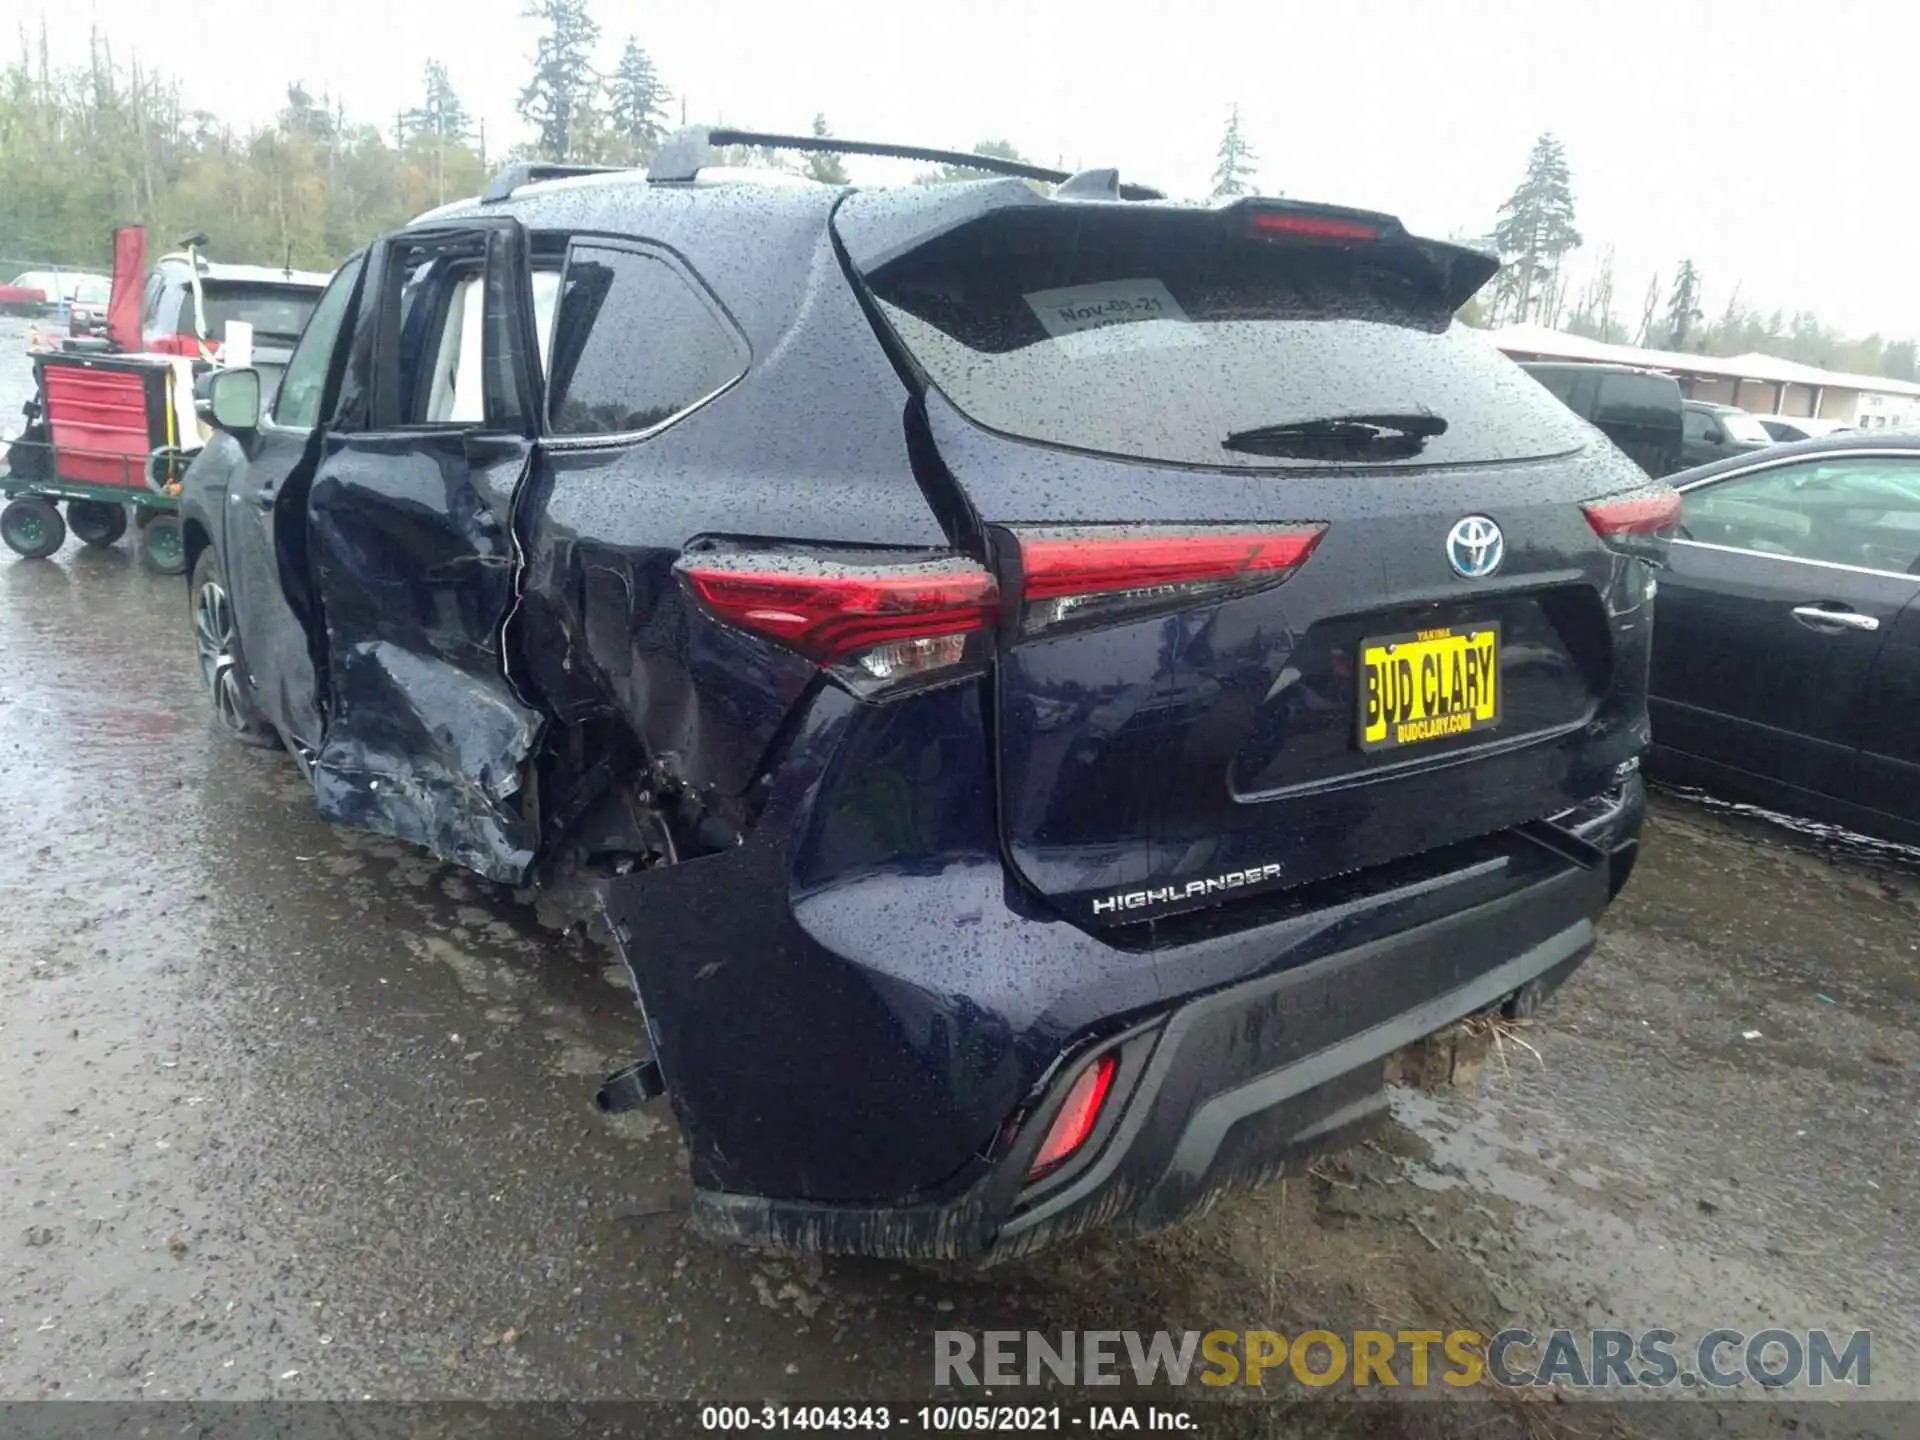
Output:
[208, 367, 262, 432]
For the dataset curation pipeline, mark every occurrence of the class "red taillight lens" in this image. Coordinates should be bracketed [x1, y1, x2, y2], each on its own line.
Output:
[1582, 491, 1682, 539]
[1583, 490, 1681, 570]
[1014, 524, 1326, 636]
[1028, 1054, 1118, 1180]
[677, 551, 999, 688]
[1249, 211, 1380, 241]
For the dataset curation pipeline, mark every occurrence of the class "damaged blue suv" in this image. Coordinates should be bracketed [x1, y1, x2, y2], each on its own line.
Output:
[177, 129, 1668, 1261]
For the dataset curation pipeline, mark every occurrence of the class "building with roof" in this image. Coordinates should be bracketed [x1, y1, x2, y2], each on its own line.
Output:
[1483, 323, 1920, 429]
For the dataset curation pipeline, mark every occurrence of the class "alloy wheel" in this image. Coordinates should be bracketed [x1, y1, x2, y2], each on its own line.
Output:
[192, 577, 250, 735]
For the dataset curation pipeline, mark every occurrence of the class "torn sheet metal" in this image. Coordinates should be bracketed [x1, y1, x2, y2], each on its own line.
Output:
[306, 430, 543, 885]
[312, 637, 541, 883]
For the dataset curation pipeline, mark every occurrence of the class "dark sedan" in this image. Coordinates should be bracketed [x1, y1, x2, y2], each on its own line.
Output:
[1650, 431, 1920, 844]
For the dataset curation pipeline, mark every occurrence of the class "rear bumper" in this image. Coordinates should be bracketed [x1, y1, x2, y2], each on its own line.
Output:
[602, 685, 1647, 1261]
[689, 837, 1613, 1262]
[633, 768, 1651, 1259]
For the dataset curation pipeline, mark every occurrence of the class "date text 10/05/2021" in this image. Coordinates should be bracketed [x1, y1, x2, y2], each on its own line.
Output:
[701, 1407, 1195, 1432]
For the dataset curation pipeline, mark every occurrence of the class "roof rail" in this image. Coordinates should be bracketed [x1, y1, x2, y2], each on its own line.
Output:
[647, 127, 1165, 200]
[481, 161, 631, 204]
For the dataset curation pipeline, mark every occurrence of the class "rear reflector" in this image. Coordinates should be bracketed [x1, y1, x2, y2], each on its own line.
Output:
[1028, 1054, 1118, 1180]
[1249, 211, 1381, 241]
[1583, 491, 1682, 539]
[1015, 524, 1326, 636]
[677, 551, 999, 673]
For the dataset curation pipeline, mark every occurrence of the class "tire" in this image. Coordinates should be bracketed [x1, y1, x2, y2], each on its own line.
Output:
[1, 497, 66, 559]
[4, 423, 49, 482]
[138, 513, 187, 575]
[67, 499, 128, 547]
[189, 548, 277, 747]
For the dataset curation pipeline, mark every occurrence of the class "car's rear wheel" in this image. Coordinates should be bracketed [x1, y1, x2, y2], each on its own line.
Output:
[1, 497, 66, 559]
[190, 549, 276, 747]
[66, 499, 128, 547]
[139, 513, 187, 574]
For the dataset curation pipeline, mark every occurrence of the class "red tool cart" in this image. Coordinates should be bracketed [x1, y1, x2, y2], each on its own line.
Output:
[2, 226, 196, 571]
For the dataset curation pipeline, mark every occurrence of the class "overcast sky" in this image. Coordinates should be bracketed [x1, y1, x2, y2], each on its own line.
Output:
[35, 0, 1920, 340]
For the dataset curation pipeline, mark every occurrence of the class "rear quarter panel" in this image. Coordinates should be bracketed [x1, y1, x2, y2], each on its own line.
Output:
[510, 190, 951, 798]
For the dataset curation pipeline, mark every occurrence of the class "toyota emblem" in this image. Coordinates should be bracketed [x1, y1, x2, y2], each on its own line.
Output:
[1446, 515, 1504, 579]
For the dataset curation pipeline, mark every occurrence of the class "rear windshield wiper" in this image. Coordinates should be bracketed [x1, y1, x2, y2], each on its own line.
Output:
[1223, 409, 1448, 460]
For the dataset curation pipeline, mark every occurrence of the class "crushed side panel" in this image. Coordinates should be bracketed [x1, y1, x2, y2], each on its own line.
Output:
[307, 439, 545, 883]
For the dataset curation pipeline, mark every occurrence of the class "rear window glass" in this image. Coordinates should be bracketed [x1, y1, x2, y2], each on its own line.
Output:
[198, 283, 319, 342]
[547, 244, 747, 438]
[1524, 366, 1584, 407]
[857, 222, 1589, 469]
[1721, 410, 1774, 444]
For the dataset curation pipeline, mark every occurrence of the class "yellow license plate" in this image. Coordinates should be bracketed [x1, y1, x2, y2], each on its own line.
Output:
[1359, 624, 1501, 752]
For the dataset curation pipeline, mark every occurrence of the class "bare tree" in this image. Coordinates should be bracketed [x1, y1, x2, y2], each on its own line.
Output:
[1591, 246, 1617, 341]
[1635, 271, 1662, 348]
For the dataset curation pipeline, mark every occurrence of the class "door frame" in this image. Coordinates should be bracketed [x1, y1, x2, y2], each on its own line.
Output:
[297, 216, 554, 882]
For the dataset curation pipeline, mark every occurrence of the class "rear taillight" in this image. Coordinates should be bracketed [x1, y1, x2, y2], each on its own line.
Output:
[677, 550, 999, 695]
[1027, 1053, 1117, 1180]
[1583, 490, 1682, 567]
[1013, 524, 1326, 637]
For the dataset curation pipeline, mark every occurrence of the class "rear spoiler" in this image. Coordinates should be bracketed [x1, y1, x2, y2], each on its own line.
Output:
[836, 189, 1502, 314]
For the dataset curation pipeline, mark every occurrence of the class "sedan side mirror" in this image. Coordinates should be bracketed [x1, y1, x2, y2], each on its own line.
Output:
[208, 367, 262, 432]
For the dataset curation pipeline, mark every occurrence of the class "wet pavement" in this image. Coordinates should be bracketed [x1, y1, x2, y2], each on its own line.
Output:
[3, 323, 1916, 1430]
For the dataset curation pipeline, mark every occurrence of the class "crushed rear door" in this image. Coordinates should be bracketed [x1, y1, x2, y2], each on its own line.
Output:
[306, 220, 549, 882]
[836, 189, 1658, 927]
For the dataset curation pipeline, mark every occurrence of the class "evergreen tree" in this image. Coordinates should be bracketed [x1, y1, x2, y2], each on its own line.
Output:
[400, 61, 472, 205]
[518, 0, 600, 162]
[1491, 133, 1581, 325]
[607, 38, 669, 163]
[566, 83, 614, 164]
[402, 61, 470, 146]
[1209, 105, 1256, 198]
[1665, 260, 1703, 350]
[804, 113, 848, 185]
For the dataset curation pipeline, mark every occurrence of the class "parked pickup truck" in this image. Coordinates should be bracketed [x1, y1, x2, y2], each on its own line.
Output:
[1521, 361, 1685, 478]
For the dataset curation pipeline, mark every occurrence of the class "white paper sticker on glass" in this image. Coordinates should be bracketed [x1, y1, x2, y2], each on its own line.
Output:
[1022, 278, 1203, 356]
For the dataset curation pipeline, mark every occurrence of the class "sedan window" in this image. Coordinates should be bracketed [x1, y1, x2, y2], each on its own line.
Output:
[1684, 456, 1920, 573]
